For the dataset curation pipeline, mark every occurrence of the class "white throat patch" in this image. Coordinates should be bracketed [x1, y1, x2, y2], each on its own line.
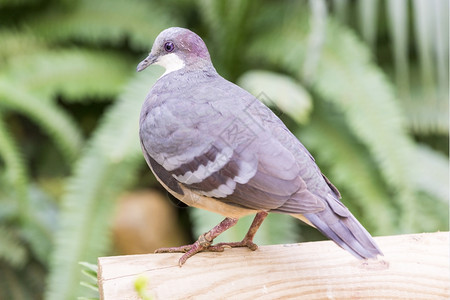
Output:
[156, 53, 185, 77]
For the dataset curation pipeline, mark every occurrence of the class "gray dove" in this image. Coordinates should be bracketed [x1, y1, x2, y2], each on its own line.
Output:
[137, 27, 382, 266]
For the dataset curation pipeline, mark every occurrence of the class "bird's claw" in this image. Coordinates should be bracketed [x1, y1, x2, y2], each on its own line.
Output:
[155, 236, 259, 266]
[214, 239, 259, 251]
[154, 233, 224, 266]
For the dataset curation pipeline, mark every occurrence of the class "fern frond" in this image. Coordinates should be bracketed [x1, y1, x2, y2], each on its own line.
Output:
[314, 21, 419, 230]
[406, 99, 449, 135]
[196, 0, 223, 39]
[197, 0, 257, 78]
[302, 0, 327, 84]
[0, 226, 27, 268]
[3, 49, 133, 101]
[0, 112, 29, 221]
[406, 71, 449, 134]
[414, 192, 449, 232]
[0, 29, 45, 62]
[45, 68, 162, 300]
[20, 185, 57, 265]
[356, 0, 378, 49]
[237, 70, 313, 124]
[78, 261, 100, 300]
[409, 145, 449, 203]
[29, 0, 178, 51]
[0, 81, 83, 161]
[386, 0, 410, 100]
[331, 0, 350, 24]
[79, 262, 99, 298]
[299, 110, 397, 234]
[412, 0, 437, 94]
[250, 10, 420, 230]
[246, 7, 309, 75]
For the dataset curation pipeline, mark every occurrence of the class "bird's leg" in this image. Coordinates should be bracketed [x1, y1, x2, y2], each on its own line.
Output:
[155, 217, 239, 266]
[155, 211, 269, 266]
[213, 211, 268, 250]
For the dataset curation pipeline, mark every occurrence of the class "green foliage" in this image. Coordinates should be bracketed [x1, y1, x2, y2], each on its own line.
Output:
[300, 109, 397, 235]
[409, 145, 449, 203]
[0, 185, 55, 299]
[0, 81, 83, 161]
[0, 0, 179, 298]
[0, 113, 29, 221]
[0, 1, 447, 300]
[3, 49, 133, 100]
[197, 0, 259, 78]
[29, 0, 177, 51]
[238, 70, 313, 124]
[0, 226, 28, 267]
[248, 6, 439, 231]
[79, 261, 99, 300]
[0, 260, 46, 300]
[331, 0, 449, 135]
[314, 22, 419, 230]
[45, 70, 161, 300]
[134, 276, 153, 300]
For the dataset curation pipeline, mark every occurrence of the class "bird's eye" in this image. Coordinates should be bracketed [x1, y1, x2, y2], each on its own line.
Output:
[164, 41, 175, 52]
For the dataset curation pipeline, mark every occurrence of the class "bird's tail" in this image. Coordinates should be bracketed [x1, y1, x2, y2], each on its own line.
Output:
[293, 200, 383, 259]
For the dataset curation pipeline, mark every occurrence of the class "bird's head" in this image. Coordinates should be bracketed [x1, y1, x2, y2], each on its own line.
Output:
[136, 27, 212, 74]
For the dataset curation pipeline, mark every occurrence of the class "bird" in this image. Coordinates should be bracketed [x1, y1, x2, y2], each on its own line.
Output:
[137, 27, 382, 266]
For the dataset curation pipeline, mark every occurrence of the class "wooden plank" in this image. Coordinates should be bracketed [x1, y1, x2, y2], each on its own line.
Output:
[98, 232, 450, 299]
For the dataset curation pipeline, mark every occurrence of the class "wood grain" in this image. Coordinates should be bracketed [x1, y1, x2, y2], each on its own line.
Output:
[98, 232, 449, 299]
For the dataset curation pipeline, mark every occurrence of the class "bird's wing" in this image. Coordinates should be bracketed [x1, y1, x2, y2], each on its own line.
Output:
[140, 78, 325, 214]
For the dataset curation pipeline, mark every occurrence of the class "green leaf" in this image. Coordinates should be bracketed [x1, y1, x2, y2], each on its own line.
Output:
[357, 0, 379, 49]
[315, 22, 419, 230]
[0, 82, 83, 161]
[300, 110, 397, 234]
[0, 112, 29, 221]
[249, 9, 421, 230]
[237, 70, 313, 124]
[79, 281, 98, 292]
[331, 0, 350, 24]
[412, 0, 436, 93]
[134, 275, 153, 300]
[198, 0, 257, 78]
[20, 185, 57, 265]
[386, 0, 410, 100]
[0, 262, 41, 300]
[432, 0, 449, 103]
[409, 145, 449, 203]
[3, 49, 133, 101]
[0, 29, 44, 61]
[30, 0, 178, 51]
[302, 0, 327, 84]
[78, 261, 98, 273]
[0, 226, 28, 268]
[45, 68, 162, 300]
[406, 66, 449, 134]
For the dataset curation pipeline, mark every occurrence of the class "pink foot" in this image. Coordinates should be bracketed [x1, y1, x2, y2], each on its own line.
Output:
[214, 239, 259, 251]
[154, 212, 268, 266]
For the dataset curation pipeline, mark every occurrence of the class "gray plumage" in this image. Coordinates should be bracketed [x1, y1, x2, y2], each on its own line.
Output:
[138, 27, 382, 259]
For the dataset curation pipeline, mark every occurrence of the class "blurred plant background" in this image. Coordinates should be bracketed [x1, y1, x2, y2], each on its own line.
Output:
[0, 0, 448, 299]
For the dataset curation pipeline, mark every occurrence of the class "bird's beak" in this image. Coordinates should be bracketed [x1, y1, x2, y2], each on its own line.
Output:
[136, 54, 157, 72]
